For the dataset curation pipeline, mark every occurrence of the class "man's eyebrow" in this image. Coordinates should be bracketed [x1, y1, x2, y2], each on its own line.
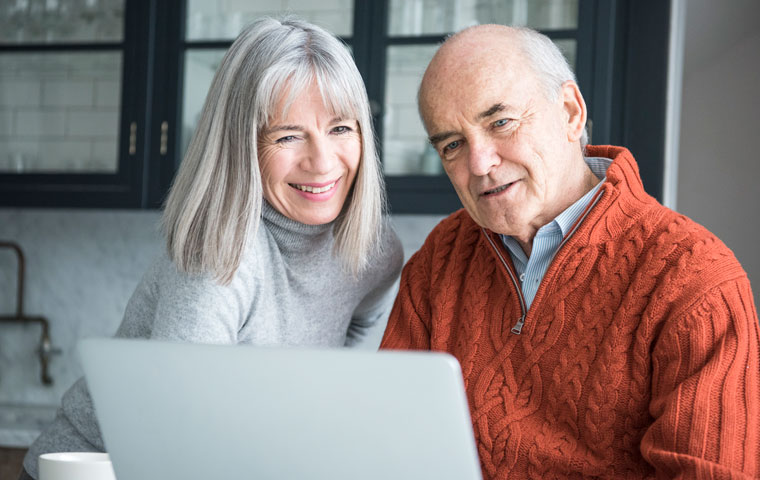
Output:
[428, 131, 458, 145]
[477, 103, 509, 120]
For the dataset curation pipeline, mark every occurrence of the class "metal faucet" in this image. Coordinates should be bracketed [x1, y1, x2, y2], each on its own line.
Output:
[0, 240, 61, 385]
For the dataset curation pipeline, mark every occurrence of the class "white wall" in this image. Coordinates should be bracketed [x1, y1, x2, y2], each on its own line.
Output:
[676, 0, 760, 302]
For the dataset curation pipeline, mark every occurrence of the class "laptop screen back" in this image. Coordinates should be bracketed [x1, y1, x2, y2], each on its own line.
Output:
[79, 338, 483, 480]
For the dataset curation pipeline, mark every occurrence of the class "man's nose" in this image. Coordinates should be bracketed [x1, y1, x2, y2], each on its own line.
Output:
[467, 138, 500, 176]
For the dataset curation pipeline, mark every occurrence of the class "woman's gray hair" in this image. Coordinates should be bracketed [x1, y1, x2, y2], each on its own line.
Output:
[162, 16, 386, 284]
[509, 26, 589, 148]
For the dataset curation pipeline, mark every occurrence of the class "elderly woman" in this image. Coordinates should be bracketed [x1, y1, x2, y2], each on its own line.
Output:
[19, 17, 403, 480]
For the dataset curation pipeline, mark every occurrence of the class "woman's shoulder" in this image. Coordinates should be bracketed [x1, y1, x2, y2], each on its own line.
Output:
[373, 216, 404, 271]
[138, 245, 262, 301]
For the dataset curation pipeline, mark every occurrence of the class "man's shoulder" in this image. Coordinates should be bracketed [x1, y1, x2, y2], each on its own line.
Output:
[634, 206, 748, 293]
[405, 209, 483, 270]
[425, 208, 481, 246]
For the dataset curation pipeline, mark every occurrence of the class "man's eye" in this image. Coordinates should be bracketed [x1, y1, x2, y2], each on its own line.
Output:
[493, 118, 510, 128]
[443, 140, 461, 153]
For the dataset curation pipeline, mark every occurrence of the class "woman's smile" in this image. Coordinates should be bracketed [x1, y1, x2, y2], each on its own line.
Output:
[288, 178, 341, 200]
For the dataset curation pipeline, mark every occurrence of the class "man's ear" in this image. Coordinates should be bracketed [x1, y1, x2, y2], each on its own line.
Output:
[560, 81, 587, 143]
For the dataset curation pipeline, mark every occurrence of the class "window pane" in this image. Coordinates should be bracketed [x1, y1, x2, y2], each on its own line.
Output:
[0, 52, 122, 174]
[383, 45, 438, 176]
[180, 49, 225, 157]
[555, 39, 577, 70]
[389, 0, 578, 36]
[0, 0, 125, 44]
[186, 0, 354, 41]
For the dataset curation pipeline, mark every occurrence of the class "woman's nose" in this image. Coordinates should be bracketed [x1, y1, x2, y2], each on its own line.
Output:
[303, 135, 336, 174]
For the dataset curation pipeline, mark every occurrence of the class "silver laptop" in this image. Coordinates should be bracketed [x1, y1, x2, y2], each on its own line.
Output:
[78, 338, 483, 480]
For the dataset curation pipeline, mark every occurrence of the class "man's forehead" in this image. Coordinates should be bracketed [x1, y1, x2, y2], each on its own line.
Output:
[421, 65, 530, 128]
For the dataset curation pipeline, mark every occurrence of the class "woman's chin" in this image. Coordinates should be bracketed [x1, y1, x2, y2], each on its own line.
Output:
[278, 201, 344, 225]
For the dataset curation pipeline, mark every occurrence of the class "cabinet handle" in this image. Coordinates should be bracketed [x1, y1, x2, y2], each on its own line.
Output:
[160, 121, 169, 155]
[129, 122, 137, 155]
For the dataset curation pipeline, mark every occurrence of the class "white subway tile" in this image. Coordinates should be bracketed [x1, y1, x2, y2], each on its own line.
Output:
[394, 104, 427, 138]
[0, 141, 39, 173]
[286, 0, 352, 12]
[220, 0, 284, 14]
[190, 0, 224, 15]
[16, 110, 66, 137]
[385, 73, 422, 104]
[95, 81, 121, 108]
[0, 81, 41, 107]
[67, 110, 120, 137]
[90, 140, 119, 172]
[43, 80, 95, 107]
[307, 10, 353, 36]
[0, 109, 11, 136]
[37, 140, 93, 172]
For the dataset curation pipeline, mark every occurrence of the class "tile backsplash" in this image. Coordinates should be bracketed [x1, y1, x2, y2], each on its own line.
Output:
[0, 53, 121, 174]
[0, 208, 445, 407]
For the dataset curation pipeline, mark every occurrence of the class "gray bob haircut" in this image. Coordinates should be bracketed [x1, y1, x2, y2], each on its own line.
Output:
[162, 17, 386, 284]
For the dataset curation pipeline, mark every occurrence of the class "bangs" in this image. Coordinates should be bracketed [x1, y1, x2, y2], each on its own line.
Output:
[258, 54, 362, 129]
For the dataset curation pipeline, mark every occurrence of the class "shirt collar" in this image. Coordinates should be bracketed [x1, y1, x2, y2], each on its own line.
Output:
[552, 157, 611, 236]
[500, 156, 613, 244]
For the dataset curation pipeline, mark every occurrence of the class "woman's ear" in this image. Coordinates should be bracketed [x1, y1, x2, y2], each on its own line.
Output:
[560, 81, 587, 143]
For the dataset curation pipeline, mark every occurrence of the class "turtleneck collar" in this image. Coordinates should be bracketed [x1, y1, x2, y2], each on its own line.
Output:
[261, 200, 335, 255]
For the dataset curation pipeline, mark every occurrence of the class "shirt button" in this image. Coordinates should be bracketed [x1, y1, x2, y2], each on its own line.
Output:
[519, 273, 526, 282]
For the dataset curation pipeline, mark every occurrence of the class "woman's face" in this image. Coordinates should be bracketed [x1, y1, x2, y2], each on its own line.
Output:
[258, 82, 361, 225]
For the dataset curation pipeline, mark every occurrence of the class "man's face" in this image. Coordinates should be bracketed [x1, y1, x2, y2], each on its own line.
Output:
[420, 45, 583, 240]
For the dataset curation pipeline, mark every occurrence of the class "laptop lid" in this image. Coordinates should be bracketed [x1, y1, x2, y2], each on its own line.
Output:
[78, 338, 483, 480]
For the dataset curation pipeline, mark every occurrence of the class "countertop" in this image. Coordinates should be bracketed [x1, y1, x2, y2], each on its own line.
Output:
[0, 404, 57, 448]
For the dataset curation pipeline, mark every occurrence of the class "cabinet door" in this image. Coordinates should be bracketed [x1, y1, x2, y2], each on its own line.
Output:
[0, 0, 149, 207]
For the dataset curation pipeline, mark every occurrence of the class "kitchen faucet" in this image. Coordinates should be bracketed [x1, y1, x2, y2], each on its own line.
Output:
[0, 240, 60, 385]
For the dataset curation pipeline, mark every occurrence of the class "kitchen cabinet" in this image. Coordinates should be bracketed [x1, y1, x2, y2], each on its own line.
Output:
[0, 0, 671, 212]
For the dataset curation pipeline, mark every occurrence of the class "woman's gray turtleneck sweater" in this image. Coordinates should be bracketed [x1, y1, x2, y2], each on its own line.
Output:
[22, 202, 404, 479]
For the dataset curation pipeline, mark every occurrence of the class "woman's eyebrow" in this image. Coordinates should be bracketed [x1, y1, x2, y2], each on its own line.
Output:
[265, 124, 304, 133]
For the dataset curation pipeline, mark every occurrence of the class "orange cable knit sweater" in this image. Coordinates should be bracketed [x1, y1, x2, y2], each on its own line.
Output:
[381, 146, 760, 479]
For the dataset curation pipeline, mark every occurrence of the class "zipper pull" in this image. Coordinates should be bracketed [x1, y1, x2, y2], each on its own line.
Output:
[511, 315, 526, 335]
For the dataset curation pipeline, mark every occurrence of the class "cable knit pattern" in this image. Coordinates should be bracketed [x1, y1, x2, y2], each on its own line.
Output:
[381, 146, 760, 479]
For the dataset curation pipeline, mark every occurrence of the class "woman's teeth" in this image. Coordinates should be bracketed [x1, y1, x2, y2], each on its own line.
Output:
[291, 181, 336, 194]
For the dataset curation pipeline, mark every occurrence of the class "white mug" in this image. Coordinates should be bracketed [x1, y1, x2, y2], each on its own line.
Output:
[38, 452, 116, 480]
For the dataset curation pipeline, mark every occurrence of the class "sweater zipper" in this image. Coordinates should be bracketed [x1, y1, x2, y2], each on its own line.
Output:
[483, 231, 527, 334]
[482, 187, 606, 335]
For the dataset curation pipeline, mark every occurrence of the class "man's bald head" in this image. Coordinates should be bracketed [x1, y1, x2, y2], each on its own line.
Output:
[418, 24, 585, 145]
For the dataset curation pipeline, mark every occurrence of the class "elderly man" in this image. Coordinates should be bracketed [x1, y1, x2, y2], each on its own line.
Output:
[380, 24, 759, 479]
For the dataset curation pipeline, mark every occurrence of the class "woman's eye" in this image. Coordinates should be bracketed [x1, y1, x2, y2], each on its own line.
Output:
[332, 125, 352, 134]
[276, 135, 297, 143]
[493, 118, 510, 128]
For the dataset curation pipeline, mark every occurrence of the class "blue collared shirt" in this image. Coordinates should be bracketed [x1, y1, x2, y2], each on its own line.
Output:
[500, 157, 612, 309]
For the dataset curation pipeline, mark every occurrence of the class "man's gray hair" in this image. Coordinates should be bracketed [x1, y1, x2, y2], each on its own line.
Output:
[506, 26, 589, 147]
[163, 17, 386, 284]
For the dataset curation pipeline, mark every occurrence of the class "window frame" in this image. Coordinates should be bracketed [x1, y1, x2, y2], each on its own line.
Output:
[0, 0, 671, 211]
